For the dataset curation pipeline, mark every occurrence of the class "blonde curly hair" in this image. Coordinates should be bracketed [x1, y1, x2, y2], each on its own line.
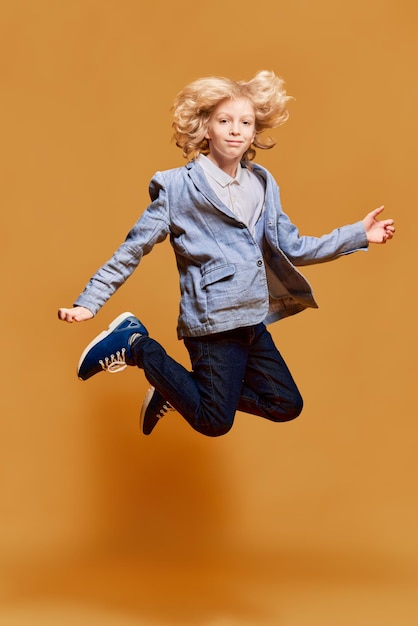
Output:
[172, 70, 291, 162]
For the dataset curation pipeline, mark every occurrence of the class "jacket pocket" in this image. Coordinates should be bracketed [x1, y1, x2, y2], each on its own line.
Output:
[200, 264, 235, 289]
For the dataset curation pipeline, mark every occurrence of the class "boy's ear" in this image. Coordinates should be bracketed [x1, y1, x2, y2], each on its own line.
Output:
[204, 122, 211, 140]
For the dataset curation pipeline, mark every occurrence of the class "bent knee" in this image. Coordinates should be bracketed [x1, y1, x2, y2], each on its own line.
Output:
[206, 423, 233, 437]
[194, 421, 233, 438]
[285, 394, 304, 420]
[271, 393, 304, 422]
[284, 400, 303, 421]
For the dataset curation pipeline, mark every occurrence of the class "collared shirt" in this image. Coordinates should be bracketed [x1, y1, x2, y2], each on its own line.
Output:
[199, 155, 265, 234]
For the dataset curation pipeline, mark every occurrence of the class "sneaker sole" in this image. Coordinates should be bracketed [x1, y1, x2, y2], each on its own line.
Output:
[77, 311, 135, 379]
[139, 387, 155, 432]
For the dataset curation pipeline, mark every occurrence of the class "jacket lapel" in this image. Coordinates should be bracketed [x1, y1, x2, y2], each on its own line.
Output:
[186, 160, 239, 221]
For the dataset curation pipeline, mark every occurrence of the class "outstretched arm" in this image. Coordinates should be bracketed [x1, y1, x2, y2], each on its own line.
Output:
[58, 306, 94, 323]
[363, 206, 395, 244]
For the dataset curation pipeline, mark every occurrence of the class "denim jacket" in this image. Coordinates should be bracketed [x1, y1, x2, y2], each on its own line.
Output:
[75, 160, 368, 338]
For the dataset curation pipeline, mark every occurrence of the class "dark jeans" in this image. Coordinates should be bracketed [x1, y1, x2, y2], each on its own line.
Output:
[131, 323, 303, 437]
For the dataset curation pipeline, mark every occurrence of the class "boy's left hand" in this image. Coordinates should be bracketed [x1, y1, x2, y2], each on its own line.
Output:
[363, 206, 395, 244]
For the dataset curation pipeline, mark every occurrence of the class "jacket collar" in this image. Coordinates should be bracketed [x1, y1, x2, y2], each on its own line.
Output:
[198, 155, 246, 188]
[185, 159, 268, 219]
[186, 159, 236, 219]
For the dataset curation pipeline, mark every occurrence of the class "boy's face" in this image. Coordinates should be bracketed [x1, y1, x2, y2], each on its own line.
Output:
[205, 97, 256, 172]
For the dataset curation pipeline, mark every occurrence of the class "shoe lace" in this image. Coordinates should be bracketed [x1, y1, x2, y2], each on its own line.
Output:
[157, 401, 174, 419]
[99, 348, 127, 373]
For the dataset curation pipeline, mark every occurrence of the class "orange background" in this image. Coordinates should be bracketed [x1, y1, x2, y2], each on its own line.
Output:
[1, 1, 417, 624]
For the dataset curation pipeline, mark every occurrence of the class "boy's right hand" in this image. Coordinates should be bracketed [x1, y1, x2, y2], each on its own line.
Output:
[58, 306, 94, 323]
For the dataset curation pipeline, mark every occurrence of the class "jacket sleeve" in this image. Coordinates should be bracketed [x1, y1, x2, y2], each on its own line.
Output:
[74, 172, 170, 315]
[274, 188, 369, 266]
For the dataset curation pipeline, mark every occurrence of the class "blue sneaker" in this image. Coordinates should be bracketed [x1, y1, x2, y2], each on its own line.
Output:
[77, 312, 148, 380]
[140, 386, 174, 435]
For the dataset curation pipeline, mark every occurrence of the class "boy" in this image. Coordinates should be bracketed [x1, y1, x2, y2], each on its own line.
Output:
[58, 70, 395, 437]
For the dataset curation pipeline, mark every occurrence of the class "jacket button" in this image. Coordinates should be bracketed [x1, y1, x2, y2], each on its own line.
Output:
[257, 260, 263, 267]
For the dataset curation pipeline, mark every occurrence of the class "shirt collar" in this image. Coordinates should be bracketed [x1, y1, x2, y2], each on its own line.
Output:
[199, 154, 245, 188]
